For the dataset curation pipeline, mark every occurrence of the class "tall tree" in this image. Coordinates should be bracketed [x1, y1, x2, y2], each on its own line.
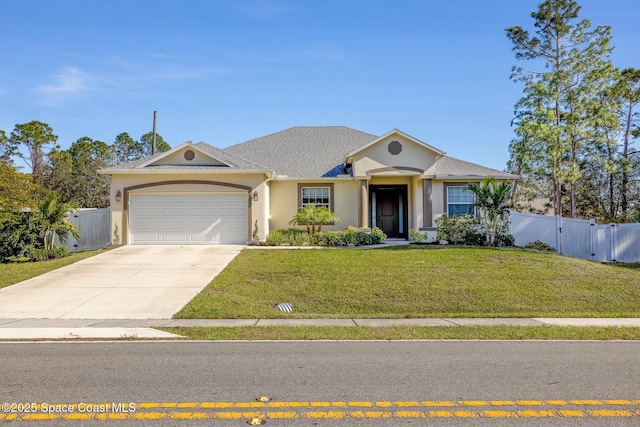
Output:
[112, 132, 139, 164]
[0, 130, 9, 162]
[506, 0, 616, 218]
[43, 137, 112, 208]
[42, 148, 77, 205]
[7, 121, 58, 182]
[139, 132, 170, 157]
[69, 137, 112, 208]
[612, 68, 640, 220]
[0, 162, 43, 223]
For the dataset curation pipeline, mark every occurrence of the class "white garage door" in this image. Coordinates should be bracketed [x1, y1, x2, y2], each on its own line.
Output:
[130, 193, 247, 244]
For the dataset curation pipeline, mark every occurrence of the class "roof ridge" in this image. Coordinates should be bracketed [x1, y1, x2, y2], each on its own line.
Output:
[224, 126, 377, 150]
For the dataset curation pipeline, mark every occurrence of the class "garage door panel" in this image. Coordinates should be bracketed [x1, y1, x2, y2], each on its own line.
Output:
[131, 232, 161, 243]
[191, 207, 217, 216]
[134, 195, 161, 203]
[161, 207, 188, 216]
[162, 195, 190, 203]
[130, 193, 247, 244]
[132, 207, 161, 216]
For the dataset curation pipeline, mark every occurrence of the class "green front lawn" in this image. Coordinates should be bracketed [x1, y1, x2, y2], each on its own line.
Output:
[162, 325, 640, 341]
[0, 249, 111, 289]
[175, 246, 640, 319]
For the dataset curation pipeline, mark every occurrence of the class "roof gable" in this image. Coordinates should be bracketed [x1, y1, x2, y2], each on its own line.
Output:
[345, 129, 445, 160]
[99, 141, 268, 173]
[136, 142, 232, 168]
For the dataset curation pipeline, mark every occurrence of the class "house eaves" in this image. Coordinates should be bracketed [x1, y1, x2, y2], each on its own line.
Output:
[423, 156, 518, 180]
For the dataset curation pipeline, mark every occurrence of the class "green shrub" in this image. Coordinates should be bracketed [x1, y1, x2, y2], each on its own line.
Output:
[409, 229, 434, 243]
[26, 246, 70, 262]
[266, 228, 311, 246]
[435, 215, 483, 245]
[495, 232, 515, 247]
[369, 227, 387, 244]
[311, 231, 346, 246]
[267, 227, 386, 247]
[0, 211, 42, 263]
[525, 240, 557, 252]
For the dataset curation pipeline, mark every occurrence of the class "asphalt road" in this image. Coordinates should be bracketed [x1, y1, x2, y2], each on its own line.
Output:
[1, 340, 639, 426]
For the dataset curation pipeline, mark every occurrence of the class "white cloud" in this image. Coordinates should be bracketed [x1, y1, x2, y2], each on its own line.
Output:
[36, 67, 100, 105]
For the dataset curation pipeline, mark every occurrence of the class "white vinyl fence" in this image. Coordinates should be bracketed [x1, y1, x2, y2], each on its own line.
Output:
[509, 211, 640, 263]
[56, 208, 112, 252]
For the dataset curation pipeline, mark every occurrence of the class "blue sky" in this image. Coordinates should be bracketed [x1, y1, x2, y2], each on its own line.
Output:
[1, 0, 638, 171]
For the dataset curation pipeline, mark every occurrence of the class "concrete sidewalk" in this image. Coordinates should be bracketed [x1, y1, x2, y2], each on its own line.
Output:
[1, 318, 639, 340]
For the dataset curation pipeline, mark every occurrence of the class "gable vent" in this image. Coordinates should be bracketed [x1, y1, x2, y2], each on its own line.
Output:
[388, 140, 402, 155]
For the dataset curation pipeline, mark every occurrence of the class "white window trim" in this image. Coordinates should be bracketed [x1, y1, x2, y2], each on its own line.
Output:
[300, 186, 331, 209]
[297, 183, 335, 212]
[446, 185, 476, 217]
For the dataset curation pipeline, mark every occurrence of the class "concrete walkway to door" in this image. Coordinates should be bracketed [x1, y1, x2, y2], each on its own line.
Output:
[0, 245, 243, 319]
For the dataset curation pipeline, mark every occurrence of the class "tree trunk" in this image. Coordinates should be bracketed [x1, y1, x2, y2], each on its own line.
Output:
[609, 173, 615, 221]
[621, 101, 633, 220]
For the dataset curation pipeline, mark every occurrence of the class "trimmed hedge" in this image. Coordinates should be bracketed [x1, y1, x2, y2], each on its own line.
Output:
[265, 227, 387, 247]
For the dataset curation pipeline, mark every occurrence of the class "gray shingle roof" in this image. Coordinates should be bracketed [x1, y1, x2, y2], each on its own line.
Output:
[100, 152, 165, 172]
[100, 126, 516, 180]
[194, 142, 265, 169]
[223, 126, 378, 177]
[427, 156, 517, 179]
[100, 142, 266, 172]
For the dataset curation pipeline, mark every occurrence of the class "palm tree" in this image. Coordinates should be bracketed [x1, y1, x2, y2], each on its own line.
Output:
[289, 205, 341, 234]
[467, 177, 512, 246]
[34, 193, 80, 250]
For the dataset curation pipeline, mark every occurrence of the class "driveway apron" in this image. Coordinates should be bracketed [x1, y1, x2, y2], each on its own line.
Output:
[0, 245, 243, 319]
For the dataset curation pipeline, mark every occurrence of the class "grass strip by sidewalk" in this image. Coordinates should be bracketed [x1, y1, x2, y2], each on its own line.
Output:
[175, 246, 640, 319]
[0, 249, 111, 289]
[161, 325, 640, 341]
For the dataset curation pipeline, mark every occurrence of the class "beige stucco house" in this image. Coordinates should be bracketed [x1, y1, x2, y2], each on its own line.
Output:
[101, 126, 516, 245]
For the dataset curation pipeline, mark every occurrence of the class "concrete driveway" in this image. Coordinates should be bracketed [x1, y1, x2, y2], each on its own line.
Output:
[0, 245, 244, 319]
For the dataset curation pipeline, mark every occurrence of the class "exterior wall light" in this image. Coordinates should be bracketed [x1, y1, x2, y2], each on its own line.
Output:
[116, 190, 122, 202]
[253, 190, 258, 202]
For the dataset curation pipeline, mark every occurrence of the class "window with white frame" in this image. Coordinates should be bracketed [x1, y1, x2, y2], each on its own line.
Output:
[300, 186, 331, 209]
[446, 185, 475, 216]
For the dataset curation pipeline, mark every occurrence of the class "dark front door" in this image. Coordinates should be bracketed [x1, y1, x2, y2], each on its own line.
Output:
[376, 189, 399, 238]
[371, 185, 407, 239]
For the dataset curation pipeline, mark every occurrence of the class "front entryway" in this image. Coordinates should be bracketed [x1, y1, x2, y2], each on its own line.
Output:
[370, 185, 408, 239]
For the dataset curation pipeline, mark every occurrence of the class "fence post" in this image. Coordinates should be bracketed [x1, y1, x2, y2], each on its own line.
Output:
[555, 215, 562, 254]
[609, 224, 616, 262]
[72, 213, 80, 253]
[610, 224, 617, 262]
[589, 219, 596, 260]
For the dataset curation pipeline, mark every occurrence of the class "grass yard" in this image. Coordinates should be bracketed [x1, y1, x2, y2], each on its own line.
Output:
[175, 246, 640, 319]
[0, 248, 111, 289]
[162, 325, 640, 341]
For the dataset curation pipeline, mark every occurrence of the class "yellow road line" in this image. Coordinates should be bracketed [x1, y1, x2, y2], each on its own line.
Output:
[81, 398, 640, 410]
[3, 399, 638, 422]
[4, 409, 639, 421]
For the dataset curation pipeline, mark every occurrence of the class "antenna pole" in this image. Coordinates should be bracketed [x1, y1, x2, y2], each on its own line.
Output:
[152, 111, 157, 155]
